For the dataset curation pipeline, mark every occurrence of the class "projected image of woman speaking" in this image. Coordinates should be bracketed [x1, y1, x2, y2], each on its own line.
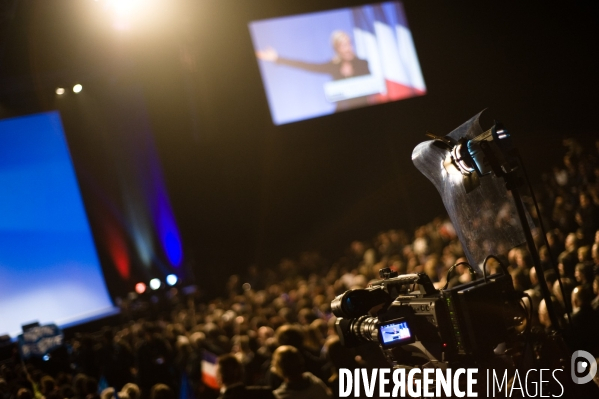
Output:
[255, 30, 371, 112]
[249, 1, 426, 125]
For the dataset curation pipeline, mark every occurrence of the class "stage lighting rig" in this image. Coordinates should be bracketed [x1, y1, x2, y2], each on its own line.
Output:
[135, 282, 146, 294]
[166, 274, 178, 286]
[99, 0, 164, 31]
[149, 278, 161, 290]
[425, 121, 517, 194]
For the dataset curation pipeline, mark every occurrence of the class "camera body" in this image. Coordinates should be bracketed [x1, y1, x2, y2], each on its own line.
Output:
[332, 268, 525, 366]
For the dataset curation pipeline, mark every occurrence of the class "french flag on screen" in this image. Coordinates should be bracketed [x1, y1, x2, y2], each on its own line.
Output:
[201, 351, 219, 390]
[352, 2, 426, 102]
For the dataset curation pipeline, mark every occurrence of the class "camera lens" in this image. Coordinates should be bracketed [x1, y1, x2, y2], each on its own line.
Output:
[351, 316, 379, 343]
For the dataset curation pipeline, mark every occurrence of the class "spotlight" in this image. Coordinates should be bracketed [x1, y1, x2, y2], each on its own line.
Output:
[149, 278, 161, 290]
[105, 0, 144, 31]
[56, 88, 65, 95]
[135, 282, 146, 294]
[166, 274, 178, 286]
[73, 84, 83, 93]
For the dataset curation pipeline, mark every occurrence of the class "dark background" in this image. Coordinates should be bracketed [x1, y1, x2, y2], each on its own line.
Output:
[0, 0, 597, 297]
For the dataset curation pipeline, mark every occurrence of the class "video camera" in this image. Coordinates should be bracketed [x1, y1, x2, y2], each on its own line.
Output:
[332, 265, 528, 366]
[328, 113, 599, 396]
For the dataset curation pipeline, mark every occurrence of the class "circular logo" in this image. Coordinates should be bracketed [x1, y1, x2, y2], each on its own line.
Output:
[571, 350, 598, 385]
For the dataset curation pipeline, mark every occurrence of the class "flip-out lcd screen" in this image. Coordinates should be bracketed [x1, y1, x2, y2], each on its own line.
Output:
[379, 319, 413, 347]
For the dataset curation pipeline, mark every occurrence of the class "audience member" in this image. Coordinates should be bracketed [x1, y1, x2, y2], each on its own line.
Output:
[270, 346, 330, 399]
[2, 135, 599, 398]
[215, 355, 274, 399]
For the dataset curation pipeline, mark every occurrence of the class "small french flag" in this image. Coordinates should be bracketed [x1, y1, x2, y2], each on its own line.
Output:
[201, 351, 219, 390]
[352, 2, 426, 103]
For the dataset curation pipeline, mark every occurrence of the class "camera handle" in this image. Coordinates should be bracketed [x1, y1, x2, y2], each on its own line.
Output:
[377, 270, 437, 296]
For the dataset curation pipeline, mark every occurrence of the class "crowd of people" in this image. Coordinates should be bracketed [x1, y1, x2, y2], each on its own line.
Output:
[1, 137, 599, 399]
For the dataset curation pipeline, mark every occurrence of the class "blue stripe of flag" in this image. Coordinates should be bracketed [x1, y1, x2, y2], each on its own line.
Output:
[353, 2, 409, 33]
[352, 6, 375, 34]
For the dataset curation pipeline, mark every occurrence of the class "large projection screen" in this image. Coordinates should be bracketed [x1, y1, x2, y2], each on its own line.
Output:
[0, 111, 117, 337]
[250, 1, 426, 125]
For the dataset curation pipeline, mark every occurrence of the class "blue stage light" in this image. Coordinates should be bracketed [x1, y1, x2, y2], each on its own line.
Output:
[166, 274, 178, 286]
